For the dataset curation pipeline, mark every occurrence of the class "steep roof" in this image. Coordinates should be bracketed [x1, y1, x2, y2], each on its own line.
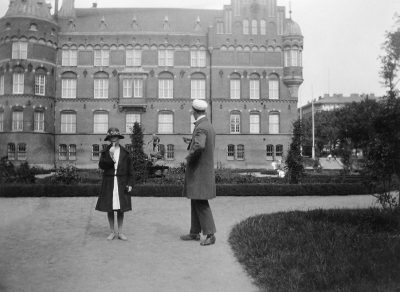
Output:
[4, 0, 55, 22]
[315, 94, 378, 105]
[283, 19, 302, 36]
[59, 7, 221, 34]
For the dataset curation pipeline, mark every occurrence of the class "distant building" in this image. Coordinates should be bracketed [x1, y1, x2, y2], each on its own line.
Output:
[299, 93, 378, 117]
[0, 0, 303, 169]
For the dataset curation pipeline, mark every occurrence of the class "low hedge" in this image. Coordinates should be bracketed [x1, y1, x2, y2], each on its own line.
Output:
[0, 183, 372, 197]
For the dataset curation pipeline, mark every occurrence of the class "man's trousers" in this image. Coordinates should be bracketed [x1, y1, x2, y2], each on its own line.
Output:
[190, 199, 216, 235]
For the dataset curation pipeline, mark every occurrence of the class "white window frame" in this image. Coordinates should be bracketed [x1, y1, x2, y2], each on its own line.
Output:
[34, 111, 44, 132]
[126, 49, 142, 66]
[94, 79, 109, 99]
[158, 49, 174, 66]
[250, 79, 260, 99]
[243, 20, 249, 35]
[0, 112, 4, 132]
[60, 112, 76, 133]
[269, 113, 280, 134]
[69, 144, 77, 160]
[35, 74, 46, 96]
[17, 143, 27, 161]
[230, 79, 241, 99]
[8, 143, 16, 160]
[158, 113, 173, 134]
[94, 50, 109, 67]
[249, 113, 260, 134]
[237, 144, 245, 160]
[191, 79, 206, 99]
[59, 144, 67, 161]
[230, 114, 240, 134]
[266, 144, 274, 160]
[12, 111, 23, 131]
[166, 144, 175, 160]
[92, 144, 100, 160]
[125, 113, 141, 133]
[190, 50, 206, 67]
[13, 73, 24, 94]
[159, 79, 173, 99]
[269, 79, 279, 99]
[93, 112, 109, 134]
[216, 22, 224, 34]
[123, 79, 132, 98]
[61, 49, 77, 66]
[61, 79, 77, 99]
[260, 20, 266, 35]
[251, 20, 258, 35]
[12, 42, 28, 59]
[134, 79, 143, 98]
[227, 144, 235, 160]
[0, 75, 4, 95]
[276, 144, 283, 158]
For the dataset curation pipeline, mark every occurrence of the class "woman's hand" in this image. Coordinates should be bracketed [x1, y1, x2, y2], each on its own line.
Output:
[126, 185, 132, 192]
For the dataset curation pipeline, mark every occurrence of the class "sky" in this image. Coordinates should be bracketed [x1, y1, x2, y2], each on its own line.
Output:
[0, 0, 399, 106]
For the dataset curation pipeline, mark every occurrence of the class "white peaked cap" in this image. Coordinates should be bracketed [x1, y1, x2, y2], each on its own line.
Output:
[192, 99, 208, 111]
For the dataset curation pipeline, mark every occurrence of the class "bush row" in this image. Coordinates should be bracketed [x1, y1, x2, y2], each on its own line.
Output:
[0, 183, 373, 198]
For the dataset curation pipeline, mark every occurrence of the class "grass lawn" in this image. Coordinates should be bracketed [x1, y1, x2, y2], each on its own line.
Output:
[229, 208, 400, 292]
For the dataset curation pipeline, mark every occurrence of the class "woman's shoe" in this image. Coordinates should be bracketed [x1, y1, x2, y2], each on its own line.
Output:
[118, 233, 128, 241]
[107, 232, 116, 240]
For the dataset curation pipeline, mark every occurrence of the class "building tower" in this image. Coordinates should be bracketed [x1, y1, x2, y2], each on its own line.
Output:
[0, 0, 59, 168]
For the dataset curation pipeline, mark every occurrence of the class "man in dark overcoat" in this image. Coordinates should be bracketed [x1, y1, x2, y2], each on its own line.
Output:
[181, 99, 217, 246]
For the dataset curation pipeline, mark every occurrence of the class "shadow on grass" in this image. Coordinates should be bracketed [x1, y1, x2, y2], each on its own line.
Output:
[229, 208, 400, 292]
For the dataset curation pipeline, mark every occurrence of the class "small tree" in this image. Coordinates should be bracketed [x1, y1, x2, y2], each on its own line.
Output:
[130, 122, 148, 182]
[285, 119, 304, 184]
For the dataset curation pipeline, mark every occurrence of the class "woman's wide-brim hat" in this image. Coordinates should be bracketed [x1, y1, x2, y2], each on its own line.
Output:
[104, 127, 124, 141]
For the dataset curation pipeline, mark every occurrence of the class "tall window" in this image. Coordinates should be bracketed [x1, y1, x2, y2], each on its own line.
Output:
[237, 144, 245, 160]
[243, 19, 249, 35]
[230, 79, 241, 99]
[260, 20, 266, 35]
[92, 144, 100, 160]
[61, 73, 77, 99]
[123, 79, 132, 98]
[158, 49, 174, 66]
[250, 75, 260, 99]
[216, 21, 224, 34]
[12, 42, 28, 59]
[94, 79, 109, 99]
[191, 79, 206, 99]
[266, 144, 274, 160]
[276, 144, 283, 159]
[251, 20, 258, 35]
[94, 49, 109, 66]
[134, 79, 143, 98]
[34, 111, 44, 132]
[227, 144, 235, 160]
[61, 49, 77, 66]
[126, 113, 141, 133]
[35, 74, 46, 96]
[0, 112, 3, 132]
[60, 112, 76, 133]
[166, 144, 174, 160]
[158, 112, 173, 134]
[230, 113, 240, 134]
[0, 75, 4, 95]
[17, 143, 27, 160]
[268, 77, 279, 99]
[126, 49, 142, 66]
[59, 144, 67, 160]
[159, 73, 173, 99]
[269, 112, 280, 134]
[13, 73, 24, 94]
[93, 112, 108, 134]
[8, 143, 16, 160]
[69, 144, 77, 160]
[249, 113, 260, 134]
[190, 50, 206, 67]
[12, 111, 23, 131]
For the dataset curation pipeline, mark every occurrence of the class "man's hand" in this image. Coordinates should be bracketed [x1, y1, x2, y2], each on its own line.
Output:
[182, 137, 191, 144]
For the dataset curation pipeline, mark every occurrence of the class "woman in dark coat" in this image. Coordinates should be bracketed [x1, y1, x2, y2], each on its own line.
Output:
[95, 128, 134, 241]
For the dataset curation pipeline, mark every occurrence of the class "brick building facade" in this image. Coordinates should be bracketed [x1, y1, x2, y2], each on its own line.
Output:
[0, 0, 303, 169]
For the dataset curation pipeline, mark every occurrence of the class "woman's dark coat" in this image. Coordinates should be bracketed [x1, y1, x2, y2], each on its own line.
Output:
[95, 145, 134, 212]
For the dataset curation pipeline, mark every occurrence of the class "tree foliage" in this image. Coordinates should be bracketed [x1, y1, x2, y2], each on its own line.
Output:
[285, 119, 304, 184]
[130, 122, 148, 182]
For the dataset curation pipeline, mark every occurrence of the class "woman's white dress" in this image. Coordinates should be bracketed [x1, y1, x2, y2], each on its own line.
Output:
[112, 147, 121, 210]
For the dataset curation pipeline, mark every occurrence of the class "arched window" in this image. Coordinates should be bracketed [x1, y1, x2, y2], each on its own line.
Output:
[60, 110, 76, 133]
[237, 144, 245, 160]
[61, 71, 77, 99]
[266, 144, 274, 160]
[230, 111, 241, 134]
[94, 71, 109, 99]
[158, 72, 174, 99]
[125, 113, 141, 133]
[34, 109, 44, 132]
[230, 73, 241, 99]
[260, 19, 266, 35]
[158, 111, 173, 134]
[227, 144, 235, 160]
[12, 109, 23, 131]
[269, 112, 280, 134]
[249, 112, 260, 134]
[17, 143, 27, 160]
[7, 143, 16, 160]
[13, 66, 24, 94]
[59, 144, 67, 160]
[191, 72, 206, 99]
[268, 74, 279, 99]
[243, 19, 249, 35]
[166, 144, 175, 160]
[93, 111, 109, 134]
[251, 20, 257, 35]
[35, 68, 46, 96]
[276, 144, 283, 159]
[249, 73, 260, 99]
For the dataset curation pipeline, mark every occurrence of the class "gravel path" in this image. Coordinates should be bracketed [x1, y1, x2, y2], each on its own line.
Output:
[0, 195, 377, 292]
